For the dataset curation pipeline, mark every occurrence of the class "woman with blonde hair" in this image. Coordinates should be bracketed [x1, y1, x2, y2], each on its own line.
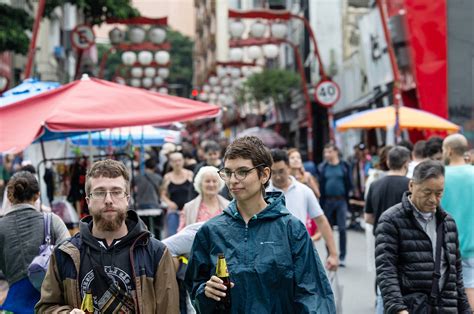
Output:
[178, 166, 229, 231]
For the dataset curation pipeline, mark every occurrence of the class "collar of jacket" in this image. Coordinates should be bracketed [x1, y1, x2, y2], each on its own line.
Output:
[222, 191, 291, 222]
[4, 203, 36, 215]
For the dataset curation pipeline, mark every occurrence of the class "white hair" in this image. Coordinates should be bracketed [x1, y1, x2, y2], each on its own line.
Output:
[193, 166, 225, 195]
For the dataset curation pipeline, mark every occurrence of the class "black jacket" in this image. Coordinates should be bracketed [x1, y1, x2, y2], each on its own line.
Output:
[375, 192, 471, 314]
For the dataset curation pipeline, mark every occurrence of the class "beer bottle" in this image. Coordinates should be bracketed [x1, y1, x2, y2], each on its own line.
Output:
[81, 289, 94, 314]
[215, 253, 231, 313]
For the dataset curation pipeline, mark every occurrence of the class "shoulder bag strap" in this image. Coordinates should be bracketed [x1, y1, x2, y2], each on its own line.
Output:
[144, 173, 160, 194]
[43, 212, 52, 245]
[429, 221, 444, 307]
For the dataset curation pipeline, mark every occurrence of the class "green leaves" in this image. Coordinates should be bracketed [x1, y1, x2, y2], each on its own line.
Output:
[167, 29, 193, 97]
[43, 0, 140, 26]
[243, 69, 301, 106]
[0, 4, 33, 54]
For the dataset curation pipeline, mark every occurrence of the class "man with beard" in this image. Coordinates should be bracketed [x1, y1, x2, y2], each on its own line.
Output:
[36, 159, 179, 313]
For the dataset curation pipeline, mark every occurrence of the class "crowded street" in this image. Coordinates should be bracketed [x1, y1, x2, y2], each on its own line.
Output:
[1, 0, 473, 313]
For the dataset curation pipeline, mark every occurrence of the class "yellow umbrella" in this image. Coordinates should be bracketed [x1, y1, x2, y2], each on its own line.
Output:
[336, 106, 460, 132]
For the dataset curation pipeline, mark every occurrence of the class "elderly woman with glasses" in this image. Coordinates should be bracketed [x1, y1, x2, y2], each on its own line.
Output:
[178, 166, 229, 232]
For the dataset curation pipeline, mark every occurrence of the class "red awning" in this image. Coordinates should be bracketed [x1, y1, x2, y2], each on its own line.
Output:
[0, 75, 220, 153]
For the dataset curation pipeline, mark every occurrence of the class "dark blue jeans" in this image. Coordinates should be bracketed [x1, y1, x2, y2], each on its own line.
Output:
[322, 199, 348, 260]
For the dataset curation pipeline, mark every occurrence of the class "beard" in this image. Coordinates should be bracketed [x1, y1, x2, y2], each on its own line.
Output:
[93, 209, 127, 232]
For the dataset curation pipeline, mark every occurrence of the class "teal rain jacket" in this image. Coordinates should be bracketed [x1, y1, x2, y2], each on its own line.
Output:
[185, 192, 335, 313]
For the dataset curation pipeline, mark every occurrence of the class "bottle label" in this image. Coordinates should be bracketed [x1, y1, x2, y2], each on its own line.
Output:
[216, 257, 229, 278]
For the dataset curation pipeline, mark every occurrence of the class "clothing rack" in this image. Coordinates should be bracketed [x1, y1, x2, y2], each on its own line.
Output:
[36, 153, 137, 210]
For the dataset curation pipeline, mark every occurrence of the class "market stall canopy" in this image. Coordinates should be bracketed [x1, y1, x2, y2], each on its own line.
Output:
[336, 106, 460, 132]
[0, 78, 61, 107]
[236, 127, 287, 148]
[0, 75, 220, 153]
[69, 125, 181, 147]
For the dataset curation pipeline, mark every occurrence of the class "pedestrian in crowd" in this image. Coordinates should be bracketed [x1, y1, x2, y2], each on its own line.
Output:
[364, 146, 411, 314]
[350, 143, 372, 200]
[268, 149, 339, 270]
[363, 145, 392, 274]
[287, 148, 321, 198]
[441, 133, 474, 310]
[316, 143, 353, 267]
[364, 145, 392, 199]
[161, 151, 194, 237]
[190, 140, 232, 201]
[406, 140, 426, 178]
[365, 146, 411, 233]
[158, 142, 177, 175]
[36, 159, 179, 313]
[424, 136, 443, 161]
[0, 171, 69, 313]
[193, 141, 223, 177]
[134, 158, 163, 210]
[2, 163, 53, 214]
[178, 166, 229, 231]
[185, 136, 335, 313]
[375, 160, 471, 314]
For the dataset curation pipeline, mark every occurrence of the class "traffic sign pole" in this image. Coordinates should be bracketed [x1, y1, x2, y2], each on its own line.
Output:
[315, 80, 341, 143]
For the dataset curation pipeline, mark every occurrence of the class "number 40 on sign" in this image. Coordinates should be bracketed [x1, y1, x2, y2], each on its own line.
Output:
[315, 80, 341, 108]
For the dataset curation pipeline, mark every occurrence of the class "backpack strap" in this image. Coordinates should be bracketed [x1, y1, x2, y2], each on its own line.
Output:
[43, 212, 52, 245]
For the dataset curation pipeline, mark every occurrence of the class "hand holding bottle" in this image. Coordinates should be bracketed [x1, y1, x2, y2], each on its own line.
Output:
[204, 275, 234, 301]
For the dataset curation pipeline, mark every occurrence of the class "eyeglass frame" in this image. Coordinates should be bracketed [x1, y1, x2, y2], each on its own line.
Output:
[88, 190, 129, 200]
[217, 163, 266, 181]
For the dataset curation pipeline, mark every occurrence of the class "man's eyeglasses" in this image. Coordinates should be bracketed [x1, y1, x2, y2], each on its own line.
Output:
[218, 164, 265, 181]
[271, 168, 287, 177]
[89, 190, 128, 200]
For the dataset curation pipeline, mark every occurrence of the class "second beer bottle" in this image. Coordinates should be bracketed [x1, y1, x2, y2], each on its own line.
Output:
[215, 253, 231, 313]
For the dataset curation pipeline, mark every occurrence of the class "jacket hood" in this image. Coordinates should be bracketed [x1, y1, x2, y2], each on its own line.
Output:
[79, 209, 150, 251]
[223, 191, 291, 221]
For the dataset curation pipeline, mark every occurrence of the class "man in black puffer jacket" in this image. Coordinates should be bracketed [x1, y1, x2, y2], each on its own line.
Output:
[375, 160, 471, 314]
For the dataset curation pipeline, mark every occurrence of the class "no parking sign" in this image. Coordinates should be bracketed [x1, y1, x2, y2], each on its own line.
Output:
[71, 24, 95, 51]
[315, 80, 341, 108]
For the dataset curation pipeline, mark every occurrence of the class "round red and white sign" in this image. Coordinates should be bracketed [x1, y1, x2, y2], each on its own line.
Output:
[315, 80, 341, 108]
[71, 24, 95, 50]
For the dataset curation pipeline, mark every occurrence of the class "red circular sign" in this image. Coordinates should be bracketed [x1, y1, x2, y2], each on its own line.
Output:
[315, 80, 341, 108]
[71, 24, 95, 51]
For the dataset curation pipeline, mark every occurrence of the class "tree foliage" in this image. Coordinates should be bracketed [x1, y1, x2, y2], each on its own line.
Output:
[167, 29, 193, 97]
[43, 0, 140, 26]
[0, 0, 138, 55]
[242, 69, 301, 106]
[0, 4, 33, 54]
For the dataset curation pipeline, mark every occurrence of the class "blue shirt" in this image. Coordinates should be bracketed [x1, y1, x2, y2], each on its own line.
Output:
[441, 165, 474, 259]
[323, 164, 346, 197]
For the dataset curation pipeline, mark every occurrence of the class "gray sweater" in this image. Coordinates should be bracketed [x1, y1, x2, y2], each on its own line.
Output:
[0, 204, 69, 285]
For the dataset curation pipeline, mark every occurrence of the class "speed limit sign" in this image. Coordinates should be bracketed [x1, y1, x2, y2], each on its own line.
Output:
[315, 80, 341, 107]
[71, 24, 95, 51]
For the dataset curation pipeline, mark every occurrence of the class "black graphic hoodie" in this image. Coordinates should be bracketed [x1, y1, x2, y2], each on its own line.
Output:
[79, 211, 149, 313]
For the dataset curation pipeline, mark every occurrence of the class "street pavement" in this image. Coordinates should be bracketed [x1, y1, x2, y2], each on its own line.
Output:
[314, 229, 376, 314]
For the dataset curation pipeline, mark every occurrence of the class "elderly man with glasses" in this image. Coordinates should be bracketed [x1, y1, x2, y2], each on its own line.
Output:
[36, 159, 179, 313]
